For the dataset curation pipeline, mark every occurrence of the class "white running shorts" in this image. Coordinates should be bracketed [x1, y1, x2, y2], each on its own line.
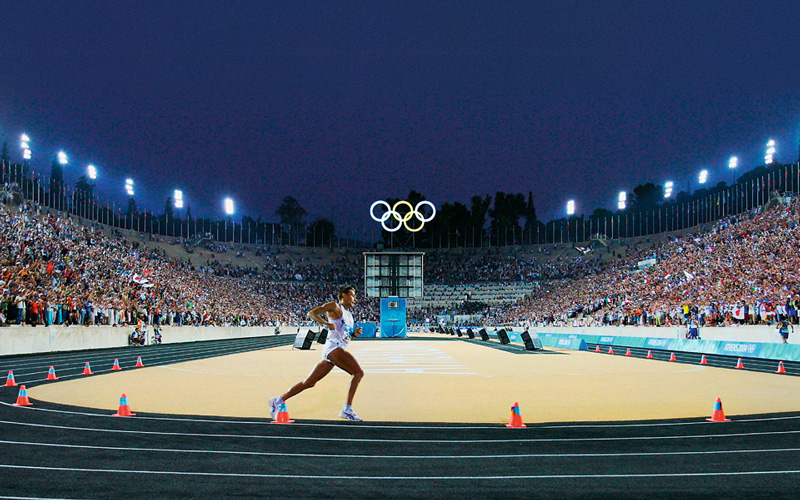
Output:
[322, 339, 348, 363]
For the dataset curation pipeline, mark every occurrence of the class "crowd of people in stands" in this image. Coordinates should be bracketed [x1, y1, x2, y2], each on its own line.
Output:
[504, 195, 800, 328]
[2, 183, 798, 331]
[0, 199, 378, 327]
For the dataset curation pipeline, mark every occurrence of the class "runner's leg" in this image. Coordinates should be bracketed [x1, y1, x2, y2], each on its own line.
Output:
[327, 348, 364, 407]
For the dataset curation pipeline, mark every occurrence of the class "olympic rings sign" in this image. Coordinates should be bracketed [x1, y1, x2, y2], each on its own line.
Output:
[370, 200, 437, 233]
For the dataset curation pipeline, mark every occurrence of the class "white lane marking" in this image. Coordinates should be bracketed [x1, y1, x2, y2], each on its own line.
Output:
[1, 439, 798, 460]
[349, 341, 474, 374]
[2, 418, 800, 444]
[2, 464, 800, 480]
[3, 399, 800, 431]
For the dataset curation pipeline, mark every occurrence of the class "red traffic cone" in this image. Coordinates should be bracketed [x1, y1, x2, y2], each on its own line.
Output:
[608, 346, 615, 355]
[111, 359, 122, 371]
[668, 352, 677, 362]
[506, 402, 527, 428]
[699, 355, 708, 365]
[82, 362, 93, 375]
[5, 371, 17, 387]
[706, 397, 731, 422]
[271, 402, 295, 424]
[735, 358, 744, 369]
[46, 366, 58, 380]
[112, 394, 136, 417]
[646, 350, 653, 359]
[625, 348, 632, 357]
[13, 385, 33, 407]
[777, 361, 787, 374]
[135, 356, 144, 368]
[594, 345, 601, 352]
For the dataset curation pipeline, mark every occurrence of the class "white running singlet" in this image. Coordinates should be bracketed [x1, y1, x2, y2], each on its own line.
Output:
[322, 305, 355, 362]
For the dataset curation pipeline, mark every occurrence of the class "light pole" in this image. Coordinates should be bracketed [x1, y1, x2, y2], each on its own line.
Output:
[57, 151, 68, 211]
[125, 179, 135, 231]
[765, 140, 775, 165]
[663, 181, 673, 232]
[566, 199, 575, 243]
[174, 189, 184, 238]
[87, 165, 97, 221]
[19, 134, 32, 200]
[224, 197, 235, 243]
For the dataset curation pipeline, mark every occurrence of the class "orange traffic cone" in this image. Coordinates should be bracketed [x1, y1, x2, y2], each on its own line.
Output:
[625, 348, 632, 357]
[669, 352, 677, 362]
[646, 350, 653, 359]
[82, 362, 93, 375]
[46, 366, 58, 380]
[506, 402, 527, 428]
[271, 402, 295, 424]
[777, 361, 787, 374]
[699, 355, 708, 365]
[112, 394, 136, 417]
[4, 371, 17, 387]
[135, 356, 144, 368]
[735, 358, 745, 369]
[13, 385, 33, 407]
[608, 346, 615, 355]
[111, 359, 122, 371]
[706, 397, 731, 422]
[595, 345, 601, 352]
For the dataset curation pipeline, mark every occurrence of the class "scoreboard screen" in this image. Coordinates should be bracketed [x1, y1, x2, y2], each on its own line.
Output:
[364, 252, 424, 298]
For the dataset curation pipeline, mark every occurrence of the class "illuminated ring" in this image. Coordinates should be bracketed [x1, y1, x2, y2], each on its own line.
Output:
[369, 199, 437, 232]
[370, 201, 392, 222]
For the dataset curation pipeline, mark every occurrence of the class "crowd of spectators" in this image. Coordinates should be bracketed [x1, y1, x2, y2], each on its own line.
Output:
[3, 183, 798, 332]
[503, 195, 800, 328]
[0, 200, 378, 328]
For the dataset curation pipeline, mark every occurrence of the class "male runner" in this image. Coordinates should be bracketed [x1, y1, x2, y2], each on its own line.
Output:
[269, 286, 364, 421]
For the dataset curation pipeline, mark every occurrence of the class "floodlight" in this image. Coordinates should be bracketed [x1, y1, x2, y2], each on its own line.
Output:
[57, 151, 68, 165]
[566, 199, 575, 216]
[87, 165, 97, 180]
[699, 170, 708, 184]
[728, 156, 738, 169]
[224, 197, 235, 215]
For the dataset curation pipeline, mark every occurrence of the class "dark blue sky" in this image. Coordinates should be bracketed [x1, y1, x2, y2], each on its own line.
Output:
[1, 1, 799, 233]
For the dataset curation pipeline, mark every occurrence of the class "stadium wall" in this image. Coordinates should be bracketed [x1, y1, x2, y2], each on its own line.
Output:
[0, 325, 318, 356]
[530, 325, 793, 345]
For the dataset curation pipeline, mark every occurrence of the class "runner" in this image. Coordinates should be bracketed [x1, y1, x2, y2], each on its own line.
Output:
[269, 286, 364, 421]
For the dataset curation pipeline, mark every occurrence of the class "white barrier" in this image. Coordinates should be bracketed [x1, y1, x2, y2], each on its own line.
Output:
[0, 325, 320, 356]
[528, 325, 794, 345]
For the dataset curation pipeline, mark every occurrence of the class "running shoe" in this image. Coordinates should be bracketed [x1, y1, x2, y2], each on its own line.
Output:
[268, 397, 282, 419]
[339, 406, 363, 421]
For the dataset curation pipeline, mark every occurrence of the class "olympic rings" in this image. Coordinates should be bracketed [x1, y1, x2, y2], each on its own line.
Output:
[370, 200, 436, 232]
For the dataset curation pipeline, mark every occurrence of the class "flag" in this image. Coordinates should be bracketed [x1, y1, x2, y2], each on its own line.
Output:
[733, 307, 745, 320]
[683, 271, 694, 280]
[132, 274, 154, 288]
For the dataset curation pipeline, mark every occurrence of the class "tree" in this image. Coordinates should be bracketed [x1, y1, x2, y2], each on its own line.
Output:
[275, 196, 307, 245]
[307, 218, 336, 247]
[469, 194, 492, 246]
[0, 141, 8, 164]
[488, 192, 527, 245]
[630, 183, 663, 211]
[163, 196, 174, 221]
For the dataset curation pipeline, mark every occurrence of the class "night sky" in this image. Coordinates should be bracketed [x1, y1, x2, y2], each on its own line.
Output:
[1, 1, 799, 234]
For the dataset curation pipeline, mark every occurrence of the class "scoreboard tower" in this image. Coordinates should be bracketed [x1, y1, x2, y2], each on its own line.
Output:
[363, 252, 424, 338]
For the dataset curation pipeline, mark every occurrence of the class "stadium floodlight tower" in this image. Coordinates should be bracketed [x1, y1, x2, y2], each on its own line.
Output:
[566, 199, 576, 243]
[87, 164, 97, 180]
[664, 181, 674, 199]
[617, 191, 626, 210]
[698, 169, 708, 185]
[728, 156, 738, 186]
[173, 190, 184, 238]
[224, 197, 234, 243]
[125, 178, 134, 196]
[765, 140, 776, 165]
[20, 134, 31, 161]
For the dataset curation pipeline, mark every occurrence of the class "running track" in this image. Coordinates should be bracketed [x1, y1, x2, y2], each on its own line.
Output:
[1, 336, 800, 499]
